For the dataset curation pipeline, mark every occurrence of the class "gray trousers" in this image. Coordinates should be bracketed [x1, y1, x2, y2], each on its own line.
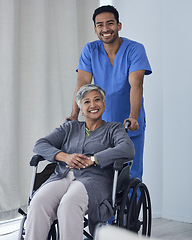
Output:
[25, 171, 89, 240]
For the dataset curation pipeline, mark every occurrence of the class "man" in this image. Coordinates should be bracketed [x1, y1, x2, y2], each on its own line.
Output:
[67, 5, 152, 180]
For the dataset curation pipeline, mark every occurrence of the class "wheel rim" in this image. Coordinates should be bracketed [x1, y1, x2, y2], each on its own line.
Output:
[117, 178, 152, 237]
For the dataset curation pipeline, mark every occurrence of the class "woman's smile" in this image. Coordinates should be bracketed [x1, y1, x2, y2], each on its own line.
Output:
[89, 109, 99, 113]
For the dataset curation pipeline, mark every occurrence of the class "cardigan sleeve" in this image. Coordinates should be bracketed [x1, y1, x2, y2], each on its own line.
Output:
[33, 122, 70, 162]
[94, 123, 135, 168]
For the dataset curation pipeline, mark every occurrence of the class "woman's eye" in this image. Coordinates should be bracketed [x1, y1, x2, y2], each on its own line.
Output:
[95, 98, 101, 102]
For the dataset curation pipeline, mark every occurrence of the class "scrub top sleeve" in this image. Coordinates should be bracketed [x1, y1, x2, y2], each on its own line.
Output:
[76, 44, 93, 74]
[129, 43, 152, 75]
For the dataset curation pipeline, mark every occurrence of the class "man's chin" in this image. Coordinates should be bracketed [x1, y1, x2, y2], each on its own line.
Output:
[99, 36, 118, 44]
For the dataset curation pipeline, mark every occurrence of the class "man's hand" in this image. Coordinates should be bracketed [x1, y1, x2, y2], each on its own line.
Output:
[64, 116, 77, 122]
[124, 117, 139, 131]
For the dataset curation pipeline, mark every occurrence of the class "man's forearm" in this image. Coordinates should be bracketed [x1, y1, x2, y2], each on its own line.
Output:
[70, 88, 80, 120]
[129, 85, 143, 120]
[128, 70, 145, 120]
[70, 70, 93, 119]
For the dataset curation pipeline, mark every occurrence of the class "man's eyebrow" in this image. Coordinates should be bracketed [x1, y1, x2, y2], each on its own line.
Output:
[95, 19, 115, 25]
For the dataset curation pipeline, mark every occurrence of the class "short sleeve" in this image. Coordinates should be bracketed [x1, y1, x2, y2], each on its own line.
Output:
[128, 43, 152, 75]
[76, 44, 93, 74]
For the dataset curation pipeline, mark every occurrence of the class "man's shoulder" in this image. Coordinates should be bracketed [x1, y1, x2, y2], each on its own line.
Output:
[85, 40, 103, 51]
[122, 37, 144, 49]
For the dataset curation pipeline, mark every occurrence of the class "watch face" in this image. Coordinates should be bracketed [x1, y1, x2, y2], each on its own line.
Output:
[91, 156, 95, 162]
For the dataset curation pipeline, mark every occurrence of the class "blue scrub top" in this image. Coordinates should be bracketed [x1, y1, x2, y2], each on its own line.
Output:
[77, 37, 152, 137]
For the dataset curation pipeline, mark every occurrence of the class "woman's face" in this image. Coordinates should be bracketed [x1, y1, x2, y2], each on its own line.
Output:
[80, 90, 105, 121]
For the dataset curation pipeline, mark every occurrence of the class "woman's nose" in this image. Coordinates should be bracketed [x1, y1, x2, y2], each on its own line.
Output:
[90, 100, 96, 107]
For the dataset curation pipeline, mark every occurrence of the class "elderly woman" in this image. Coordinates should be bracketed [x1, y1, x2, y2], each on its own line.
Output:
[25, 84, 135, 240]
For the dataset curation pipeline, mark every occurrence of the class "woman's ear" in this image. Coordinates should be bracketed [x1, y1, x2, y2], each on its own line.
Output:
[80, 109, 84, 116]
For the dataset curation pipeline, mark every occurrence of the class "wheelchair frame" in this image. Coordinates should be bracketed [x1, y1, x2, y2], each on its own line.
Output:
[18, 153, 151, 240]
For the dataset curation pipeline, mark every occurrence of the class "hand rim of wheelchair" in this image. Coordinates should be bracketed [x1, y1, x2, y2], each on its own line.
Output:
[116, 177, 152, 237]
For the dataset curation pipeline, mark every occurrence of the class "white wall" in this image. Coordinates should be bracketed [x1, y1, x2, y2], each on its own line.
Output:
[112, 0, 192, 222]
[161, 0, 192, 222]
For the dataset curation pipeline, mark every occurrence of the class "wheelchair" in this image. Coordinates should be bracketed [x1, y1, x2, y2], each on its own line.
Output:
[18, 153, 152, 239]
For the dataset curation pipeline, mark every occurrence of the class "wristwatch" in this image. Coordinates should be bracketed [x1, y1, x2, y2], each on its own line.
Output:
[91, 156, 96, 166]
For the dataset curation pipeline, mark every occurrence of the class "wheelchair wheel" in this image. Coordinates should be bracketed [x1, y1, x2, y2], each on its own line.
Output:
[17, 209, 27, 240]
[47, 220, 59, 240]
[117, 177, 152, 236]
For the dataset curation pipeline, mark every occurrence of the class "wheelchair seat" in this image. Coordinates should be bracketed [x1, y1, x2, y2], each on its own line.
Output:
[18, 154, 151, 240]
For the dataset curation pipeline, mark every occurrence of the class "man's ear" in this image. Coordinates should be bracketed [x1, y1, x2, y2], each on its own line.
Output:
[118, 22, 122, 31]
[94, 26, 97, 34]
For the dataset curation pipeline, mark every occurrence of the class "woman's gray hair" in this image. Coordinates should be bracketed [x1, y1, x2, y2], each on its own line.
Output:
[75, 84, 106, 108]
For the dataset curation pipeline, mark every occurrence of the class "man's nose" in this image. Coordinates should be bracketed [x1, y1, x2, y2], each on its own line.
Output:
[102, 23, 109, 32]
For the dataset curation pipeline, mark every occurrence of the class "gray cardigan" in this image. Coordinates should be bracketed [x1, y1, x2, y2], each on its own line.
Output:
[33, 120, 135, 234]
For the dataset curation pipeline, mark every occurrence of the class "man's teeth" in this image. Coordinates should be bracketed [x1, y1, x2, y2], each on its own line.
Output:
[103, 33, 111, 37]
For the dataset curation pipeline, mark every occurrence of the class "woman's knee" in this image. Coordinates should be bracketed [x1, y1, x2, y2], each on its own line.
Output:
[57, 182, 88, 217]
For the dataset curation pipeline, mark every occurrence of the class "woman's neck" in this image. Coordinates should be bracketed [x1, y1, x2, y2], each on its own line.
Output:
[86, 119, 103, 131]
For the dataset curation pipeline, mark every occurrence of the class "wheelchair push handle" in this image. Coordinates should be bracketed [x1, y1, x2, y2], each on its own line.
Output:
[66, 118, 131, 132]
[124, 120, 131, 132]
[65, 118, 71, 122]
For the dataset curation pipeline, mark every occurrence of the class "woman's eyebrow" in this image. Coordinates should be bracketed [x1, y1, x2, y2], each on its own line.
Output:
[83, 95, 101, 101]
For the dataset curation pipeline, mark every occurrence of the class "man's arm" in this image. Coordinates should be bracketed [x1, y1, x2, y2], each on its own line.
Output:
[67, 70, 92, 120]
[123, 70, 145, 131]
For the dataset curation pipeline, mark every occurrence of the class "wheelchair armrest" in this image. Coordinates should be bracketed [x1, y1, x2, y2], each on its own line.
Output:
[113, 158, 132, 171]
[30, 155, 46, 167]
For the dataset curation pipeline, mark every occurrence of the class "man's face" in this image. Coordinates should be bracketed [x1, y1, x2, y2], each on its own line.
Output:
[94, 12, 122, 44]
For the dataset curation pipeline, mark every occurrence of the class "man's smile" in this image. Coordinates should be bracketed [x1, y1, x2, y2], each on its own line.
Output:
[102, 33, 112, 37]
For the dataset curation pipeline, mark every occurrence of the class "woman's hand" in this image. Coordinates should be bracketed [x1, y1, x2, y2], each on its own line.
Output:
[55, 152, 93, 170]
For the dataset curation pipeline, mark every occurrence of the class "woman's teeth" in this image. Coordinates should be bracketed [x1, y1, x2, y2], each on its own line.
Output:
[90, 110, 98, 113]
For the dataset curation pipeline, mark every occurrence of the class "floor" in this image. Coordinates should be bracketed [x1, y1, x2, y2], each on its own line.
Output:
[151, 218, 192, 240]
[0, 218, 21, 240]
[0, 218, 192, 240]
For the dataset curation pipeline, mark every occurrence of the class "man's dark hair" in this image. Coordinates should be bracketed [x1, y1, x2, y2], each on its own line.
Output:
[92, 5, 119, 25]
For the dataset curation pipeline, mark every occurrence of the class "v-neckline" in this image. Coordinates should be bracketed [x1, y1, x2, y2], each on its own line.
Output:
[84, 121, 106, 139]
[101, 38, 124, 67]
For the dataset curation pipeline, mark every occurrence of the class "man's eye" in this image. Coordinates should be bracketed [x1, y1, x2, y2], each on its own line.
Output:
[97, 24, 103, 27]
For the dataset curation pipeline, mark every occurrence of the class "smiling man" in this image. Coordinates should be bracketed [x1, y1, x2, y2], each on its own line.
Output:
[67, 5, 152, 181]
